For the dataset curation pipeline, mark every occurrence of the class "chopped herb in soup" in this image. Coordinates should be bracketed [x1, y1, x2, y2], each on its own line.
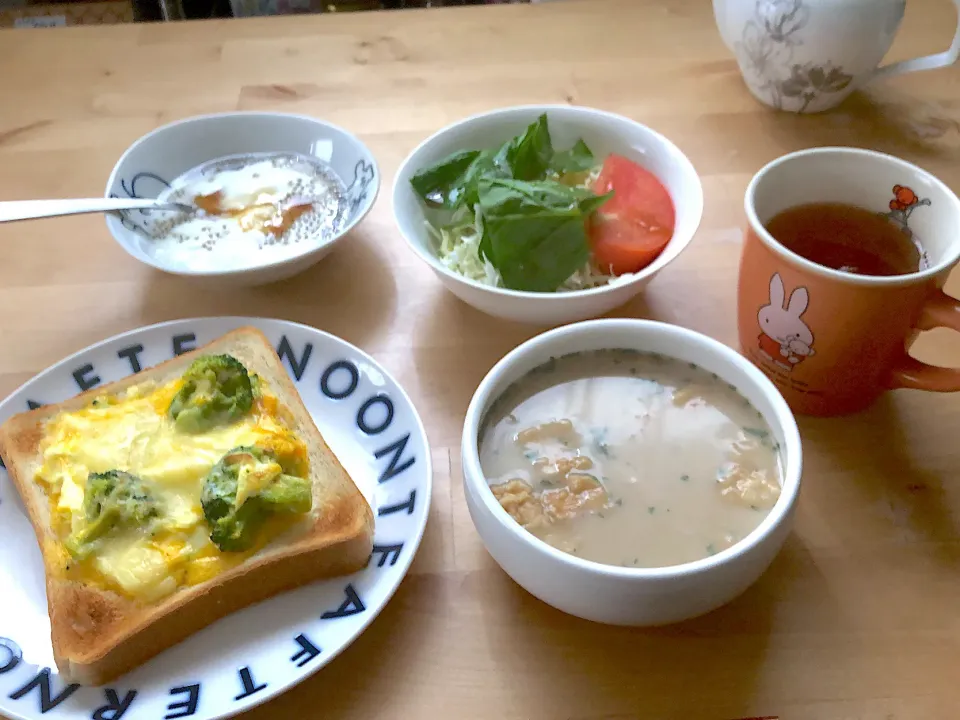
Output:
[479, 350, 782, 568]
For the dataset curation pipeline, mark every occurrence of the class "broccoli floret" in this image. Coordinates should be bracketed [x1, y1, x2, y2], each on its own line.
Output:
[201, 446, 312, 552]
[168, 354, 253, 434]
[257, 473, 312, 513]
[209, 500, 268, 553]
[64, 470, 157, 559]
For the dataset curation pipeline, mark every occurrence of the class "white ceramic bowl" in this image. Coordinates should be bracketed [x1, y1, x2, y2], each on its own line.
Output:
[393, 105, 703, 326]
[461, 319, 802, 626]
[105, 112, 380, 286]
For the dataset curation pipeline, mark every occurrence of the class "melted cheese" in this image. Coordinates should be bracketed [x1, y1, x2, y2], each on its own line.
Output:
[235, 459, 284, 507]
[94, 537, 170, 599]
[37, 378, 307, 601]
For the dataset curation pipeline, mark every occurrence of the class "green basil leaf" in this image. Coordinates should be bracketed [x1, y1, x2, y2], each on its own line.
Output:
[412, 116, 610, 292]
[482, 211, 591, 292]
[476, 177, 603, 292]
[549, 139, 596, 174]
[409, 149, 482, 208]
[478, 178, 579, 262]
[459, 149, 505, 210]
[493, 113, 555, 181]
[478, 177, 590, 216]
[578, 189, 614, 216]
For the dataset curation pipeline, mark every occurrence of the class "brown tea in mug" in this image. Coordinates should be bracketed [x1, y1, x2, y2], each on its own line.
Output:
[765, 201, 922, 277]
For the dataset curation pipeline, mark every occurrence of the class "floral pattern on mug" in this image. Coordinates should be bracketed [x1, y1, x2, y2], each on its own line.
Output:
[734, 0, 854, 112]
[779, 62, 854, 112]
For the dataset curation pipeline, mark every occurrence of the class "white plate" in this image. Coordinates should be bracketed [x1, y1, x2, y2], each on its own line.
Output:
[0, 318, 432, 720]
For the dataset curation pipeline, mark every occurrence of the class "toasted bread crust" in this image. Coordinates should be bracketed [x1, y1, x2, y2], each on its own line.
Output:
[0, 326, 375, 686]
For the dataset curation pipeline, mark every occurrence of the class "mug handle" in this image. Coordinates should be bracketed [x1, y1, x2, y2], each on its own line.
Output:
[872, 0, 960, 80]
[889, 289, 960, 391]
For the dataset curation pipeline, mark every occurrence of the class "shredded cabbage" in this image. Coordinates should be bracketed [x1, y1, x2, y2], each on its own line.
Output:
[425, 204, 503, 287]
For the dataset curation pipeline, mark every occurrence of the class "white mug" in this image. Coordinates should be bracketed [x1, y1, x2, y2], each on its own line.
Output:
[713, 0, 960, 113]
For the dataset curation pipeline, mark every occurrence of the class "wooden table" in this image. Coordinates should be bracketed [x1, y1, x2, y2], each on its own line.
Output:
[2, 1, 960, 717]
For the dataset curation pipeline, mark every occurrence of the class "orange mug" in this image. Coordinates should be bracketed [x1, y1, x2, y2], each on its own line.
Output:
[737, 147, 960, 417]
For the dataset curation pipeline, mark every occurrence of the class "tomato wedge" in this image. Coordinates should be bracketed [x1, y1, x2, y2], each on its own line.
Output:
[588, 154, 675, 275]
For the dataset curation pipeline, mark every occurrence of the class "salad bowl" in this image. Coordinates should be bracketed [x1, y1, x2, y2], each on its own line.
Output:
[392, 105, 703, 326]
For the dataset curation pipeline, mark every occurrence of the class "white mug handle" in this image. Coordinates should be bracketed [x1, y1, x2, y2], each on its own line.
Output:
[872, 0, 960, 80]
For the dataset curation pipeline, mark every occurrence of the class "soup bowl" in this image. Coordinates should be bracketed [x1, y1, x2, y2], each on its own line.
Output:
[461, 319, 802, 626]
[106, 112, 380, 286]
[393, 105, 703, 326]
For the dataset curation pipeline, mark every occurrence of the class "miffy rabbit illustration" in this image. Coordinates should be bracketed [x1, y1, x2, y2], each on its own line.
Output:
[757, 273, 815, 371]
[784, 334, 815, 360]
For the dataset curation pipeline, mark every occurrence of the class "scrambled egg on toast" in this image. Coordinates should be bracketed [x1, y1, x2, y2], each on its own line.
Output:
[0, 327, 374, 686]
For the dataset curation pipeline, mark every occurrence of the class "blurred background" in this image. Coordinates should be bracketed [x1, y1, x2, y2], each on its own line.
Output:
[0, 0, 556, 28]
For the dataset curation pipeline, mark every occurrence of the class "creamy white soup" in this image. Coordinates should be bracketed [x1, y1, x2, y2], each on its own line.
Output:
[479, 350, 782, 568]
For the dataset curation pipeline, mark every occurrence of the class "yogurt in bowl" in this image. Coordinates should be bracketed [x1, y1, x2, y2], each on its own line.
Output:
[106, 112, 379, 286]
[144, 152, 350, 272]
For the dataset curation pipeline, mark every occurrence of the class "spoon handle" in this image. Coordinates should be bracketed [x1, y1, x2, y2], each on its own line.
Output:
[0, 197, 187, 223]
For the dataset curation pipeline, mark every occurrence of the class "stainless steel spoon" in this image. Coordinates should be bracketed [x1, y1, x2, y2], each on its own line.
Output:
[0, 197, 194, 223]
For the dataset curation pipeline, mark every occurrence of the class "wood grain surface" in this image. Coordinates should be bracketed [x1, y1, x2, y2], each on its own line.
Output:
[2, 1, 960, 718]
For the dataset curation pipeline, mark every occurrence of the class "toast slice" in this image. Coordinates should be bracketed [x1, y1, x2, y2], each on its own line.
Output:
[0, 326, 374, 686]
